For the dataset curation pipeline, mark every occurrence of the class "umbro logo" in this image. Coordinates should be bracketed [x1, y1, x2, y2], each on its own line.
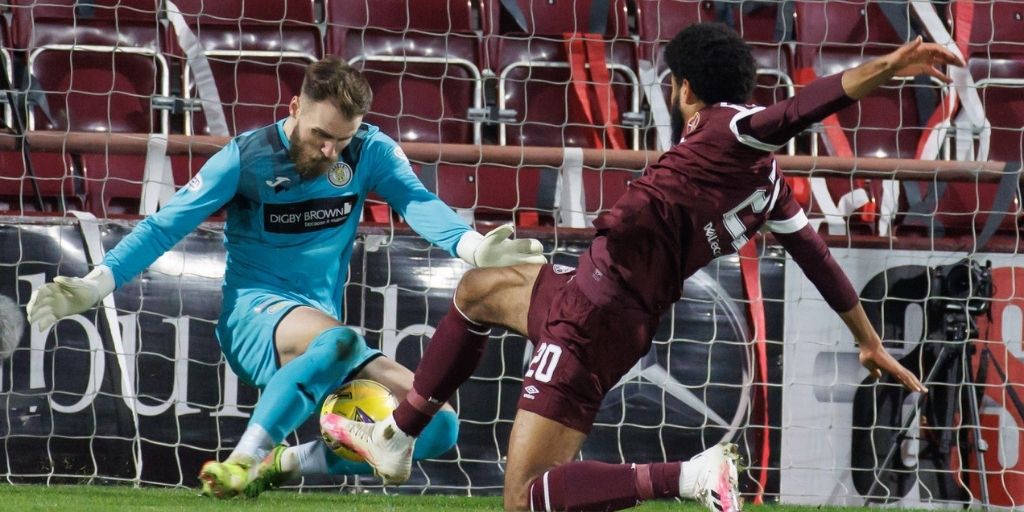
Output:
[265, 176, 292, 188]
[522, 385, 540, 400]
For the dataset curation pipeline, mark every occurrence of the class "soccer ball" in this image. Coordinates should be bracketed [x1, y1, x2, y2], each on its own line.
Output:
[320, 379, 399, 461]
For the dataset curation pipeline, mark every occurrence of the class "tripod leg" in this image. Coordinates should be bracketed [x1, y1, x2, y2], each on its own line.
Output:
[864, 343, 957, 504]
[865, 392, 924, 502]
[960, 346, 990, 508]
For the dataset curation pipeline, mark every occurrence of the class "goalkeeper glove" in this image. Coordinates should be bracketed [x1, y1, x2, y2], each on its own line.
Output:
[27, 265, 115, 331]
[457, 224, 546, 267]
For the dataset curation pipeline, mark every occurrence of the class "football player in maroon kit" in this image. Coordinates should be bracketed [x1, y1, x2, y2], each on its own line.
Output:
[323, 23, 958, 511]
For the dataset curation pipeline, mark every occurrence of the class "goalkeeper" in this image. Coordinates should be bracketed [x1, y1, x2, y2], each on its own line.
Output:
[25, 56, 545, 498]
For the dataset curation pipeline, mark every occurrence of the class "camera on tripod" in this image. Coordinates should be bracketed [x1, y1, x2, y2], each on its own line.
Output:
[928, 259, 993, 341]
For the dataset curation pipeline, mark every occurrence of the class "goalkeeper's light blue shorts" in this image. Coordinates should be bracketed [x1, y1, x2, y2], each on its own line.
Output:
[216, 288, 382, 389]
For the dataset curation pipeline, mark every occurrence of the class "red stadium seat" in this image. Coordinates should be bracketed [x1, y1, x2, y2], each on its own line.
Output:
[636, 0, 795, 152]
[635, 0, 716, 62]
[7, 0, 167, 216]
[484, 0, 641, 150]
[794, 0, 941, 159]
[167, 0, 322, 136]
[326, 0, 483, 145]
[432, 164, 549, 225]
[927, 56, 1024, 236]
[961, 0, 1024, 57]
[0, 151, 86, 213]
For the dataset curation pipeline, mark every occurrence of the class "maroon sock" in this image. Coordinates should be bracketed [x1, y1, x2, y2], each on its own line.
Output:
[392, 301, 490, 436]
[527, 461, 681, 511]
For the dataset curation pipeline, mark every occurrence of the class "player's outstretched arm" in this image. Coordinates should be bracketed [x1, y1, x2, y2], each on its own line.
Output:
[741, 37, 963, 147]
[841, 36, 964, 100]
[838, 303, 928, 394]
[26, 265, 115, 331]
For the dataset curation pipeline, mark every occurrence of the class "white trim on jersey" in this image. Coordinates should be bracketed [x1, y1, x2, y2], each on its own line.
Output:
[722, 103, 785, 152]
[543, 471, 552, 511]
[766, 166, 782, 213]
[767, 209, 809, 234]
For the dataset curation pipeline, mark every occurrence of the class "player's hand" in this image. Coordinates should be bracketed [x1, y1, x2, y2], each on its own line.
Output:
[887, 36, 965, 83]
[457, 224, 546, 267]
[26, 265, 115, 331]
[858, 342, 928, 394]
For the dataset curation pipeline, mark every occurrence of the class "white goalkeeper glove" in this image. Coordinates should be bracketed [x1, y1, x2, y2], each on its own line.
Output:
[457, 224, 547, 267]
[26, 265, 115, 331]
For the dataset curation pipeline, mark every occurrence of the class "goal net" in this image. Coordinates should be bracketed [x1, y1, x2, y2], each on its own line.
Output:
[0, 0, 1021, 506]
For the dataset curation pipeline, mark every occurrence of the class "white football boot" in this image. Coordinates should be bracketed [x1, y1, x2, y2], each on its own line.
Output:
[683, 442, 743, 512]
[320, 413, 415, 485]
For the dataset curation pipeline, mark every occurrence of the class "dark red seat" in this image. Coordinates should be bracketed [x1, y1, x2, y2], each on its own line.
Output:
[794, 0, 940, 159]
[636, 0, 794, 151]
[485, 0, 641, 149]
[635, 0, 716, 62]
[0, 151, 86, 213]
[8, 0, 166, 216]
[433, 164, 547, 224]
[929, 56, 1024, 236]
[326, 0, 483, 145]
[167, 0, 321, 136]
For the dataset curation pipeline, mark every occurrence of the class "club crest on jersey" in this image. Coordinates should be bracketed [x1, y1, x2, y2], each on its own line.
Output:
[327, 162, 353, 188]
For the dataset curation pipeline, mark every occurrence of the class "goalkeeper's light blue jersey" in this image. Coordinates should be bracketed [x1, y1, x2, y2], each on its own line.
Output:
[103, 120, 471, 318]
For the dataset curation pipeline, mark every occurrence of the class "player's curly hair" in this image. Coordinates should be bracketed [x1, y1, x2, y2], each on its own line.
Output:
[301, 56, 373, 119]
[664, 23, 756, 105]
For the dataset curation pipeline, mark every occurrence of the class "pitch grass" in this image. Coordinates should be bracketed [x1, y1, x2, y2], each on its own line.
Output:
[0, 485, 910, 511]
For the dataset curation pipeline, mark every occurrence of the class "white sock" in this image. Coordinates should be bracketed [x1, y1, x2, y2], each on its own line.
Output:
[679, 460, 699, 498]
[229, 424, 274, 466]
[294, 441, 330, 475]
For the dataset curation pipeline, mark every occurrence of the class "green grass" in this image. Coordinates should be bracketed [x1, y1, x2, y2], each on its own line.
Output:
[0, 485, 908, 511]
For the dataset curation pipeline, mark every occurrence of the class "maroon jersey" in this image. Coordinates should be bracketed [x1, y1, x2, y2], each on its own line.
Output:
[580, 73, 860, 314]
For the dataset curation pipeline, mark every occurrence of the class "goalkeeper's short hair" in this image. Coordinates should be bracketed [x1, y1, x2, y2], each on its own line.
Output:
[301, 56, 373, 119]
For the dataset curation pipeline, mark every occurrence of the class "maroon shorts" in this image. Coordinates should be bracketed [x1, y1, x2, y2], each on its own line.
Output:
[519, 263, 659, 433]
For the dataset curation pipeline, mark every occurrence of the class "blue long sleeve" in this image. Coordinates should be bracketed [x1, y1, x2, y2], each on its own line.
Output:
[102, 141, 241, 288]
[368, 141, 470, 256]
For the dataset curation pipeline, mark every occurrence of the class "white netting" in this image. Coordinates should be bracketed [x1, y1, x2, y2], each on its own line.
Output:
[0, 0, 1021, 506]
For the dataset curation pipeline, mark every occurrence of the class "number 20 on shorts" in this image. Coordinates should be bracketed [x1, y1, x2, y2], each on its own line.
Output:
[526, 342, 562, 383]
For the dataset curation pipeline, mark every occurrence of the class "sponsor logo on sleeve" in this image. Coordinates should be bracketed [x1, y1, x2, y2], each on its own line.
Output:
[186, 174, 203, 192]
[264, 195, 358, 233]
[552, 264, 576, 275]
[392, 146, 408, 163]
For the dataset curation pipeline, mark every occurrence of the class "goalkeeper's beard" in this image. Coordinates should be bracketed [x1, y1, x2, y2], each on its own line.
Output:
[289, 122, 334, 179]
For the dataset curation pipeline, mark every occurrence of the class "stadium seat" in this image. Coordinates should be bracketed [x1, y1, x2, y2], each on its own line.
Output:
[635, 0, 795, 152]
[326, 0, 483, 145]
[928, 56, 1024, 236]
[484, 0, 641, 149]
[960, 0, 1024, 57]
[794, 0, 942, 159]
[0, 151, 85, 213]
[911, 1, 1024, 236]
[431, 164, 549, 225]
[7, 0, 168, 216]
[634, 0, 716, 62]
[166, 0, 322, 136]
